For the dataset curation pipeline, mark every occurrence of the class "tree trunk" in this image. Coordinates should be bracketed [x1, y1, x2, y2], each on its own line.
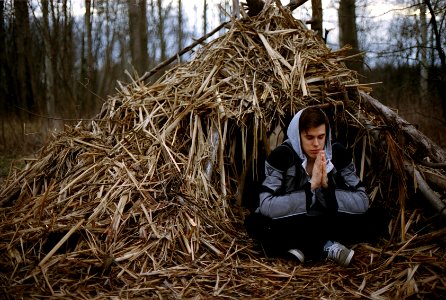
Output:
[311, 0, 322, 38]
[424, 0, 446, 119]
[232, 0, 240, 18]
[149, 0, 156, 66]
[157, 0, 167, 61]
[139, 0, 149, 71]
[61, 0, 76, 121]
[85, 0, 93, 77]
[41, 0, 56, 131]
[128, 0, 149, 75]
[424, 0, 445, 70]
[13, 0, 33, 119]
[203, 0, 208, 35]
[97, 2, 116, 98]
[128, 0, 140, 70]
[0, 0, 6, 120]
[338, 0, 363, 73]
[84, 0, 93, 112]
[177, 0, 183, 56]
[419, 1, 428, 98]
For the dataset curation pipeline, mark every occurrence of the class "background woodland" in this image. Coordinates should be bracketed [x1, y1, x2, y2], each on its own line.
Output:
[0, 0, 445, 165]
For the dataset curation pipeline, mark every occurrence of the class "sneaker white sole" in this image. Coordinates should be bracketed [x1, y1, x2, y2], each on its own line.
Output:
[287, 249, 305, 263]
[343, 249, 355, 266]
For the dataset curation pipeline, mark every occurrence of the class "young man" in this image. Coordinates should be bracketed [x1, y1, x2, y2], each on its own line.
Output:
[245, 107, 384, 266]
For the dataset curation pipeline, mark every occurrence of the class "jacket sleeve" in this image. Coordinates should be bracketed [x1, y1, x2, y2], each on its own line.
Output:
[334, 162, 369, 214]
[257, 146, 310, 219]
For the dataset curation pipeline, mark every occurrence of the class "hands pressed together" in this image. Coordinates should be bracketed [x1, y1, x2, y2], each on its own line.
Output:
[310, 151, 329, 191]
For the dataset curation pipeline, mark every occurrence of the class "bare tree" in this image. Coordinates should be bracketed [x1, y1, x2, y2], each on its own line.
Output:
[157, 0, 167, 61]
[128, 0, 149, 75]
[203, 0, 208, 35]
[96, 2, 122, 98]
[232, 0, 240, 18]
[139, 0, 149, 71]
[338, 0, 363, 73]
[424, 0, 445, 70]
[177, 0, 184, 54]
[423, 0, 446, 117]
[419, 1, 428, 97]
[0, 1, 5, 101]
[83, 0, 94, 109]
[13, 0, 34, 119]
[60, 0, 76, 116]
[41, 0, 56, 130]
[310, 0, 323, 38]
[0, 0, 7, 144]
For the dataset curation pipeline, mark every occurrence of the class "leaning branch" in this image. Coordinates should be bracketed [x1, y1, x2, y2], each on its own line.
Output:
[404, 161, 446, 218]
[356, 95, 446, 218]
[359, 91, 446, 163]
[419, 160, 446, 169]
[285, 0, 310, 11]
[139, 21, 230, 82]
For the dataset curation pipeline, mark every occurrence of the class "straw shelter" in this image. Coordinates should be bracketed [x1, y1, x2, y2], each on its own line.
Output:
[1, 1, 445, 298]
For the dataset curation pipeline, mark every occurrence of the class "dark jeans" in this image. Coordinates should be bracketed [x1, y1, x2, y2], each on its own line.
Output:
[244, 208, 390, 260]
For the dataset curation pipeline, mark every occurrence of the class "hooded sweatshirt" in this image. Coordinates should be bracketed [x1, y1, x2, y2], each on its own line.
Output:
[257, 108, 369, 219]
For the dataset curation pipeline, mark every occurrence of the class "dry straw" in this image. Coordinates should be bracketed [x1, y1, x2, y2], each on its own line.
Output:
[1, 2, 445, 298]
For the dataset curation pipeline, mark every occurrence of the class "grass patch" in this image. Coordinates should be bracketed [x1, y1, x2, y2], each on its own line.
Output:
[0, 154, 28, 179]
[0, 155, 14, 178]
[0, 117, 49, 180]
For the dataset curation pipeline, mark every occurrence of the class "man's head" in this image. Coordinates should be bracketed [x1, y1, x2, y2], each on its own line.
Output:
[299, 107, 329, 160]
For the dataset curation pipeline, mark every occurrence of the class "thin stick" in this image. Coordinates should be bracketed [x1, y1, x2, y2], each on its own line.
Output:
[38, 219, 84, 268]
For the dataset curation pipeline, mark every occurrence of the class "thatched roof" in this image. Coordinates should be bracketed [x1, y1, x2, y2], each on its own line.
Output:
[1, 2, 445, 298]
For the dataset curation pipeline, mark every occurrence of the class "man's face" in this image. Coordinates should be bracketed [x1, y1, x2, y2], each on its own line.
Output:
[300, 124, 326, 160]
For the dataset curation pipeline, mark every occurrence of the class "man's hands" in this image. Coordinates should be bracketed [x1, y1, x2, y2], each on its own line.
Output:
[310, 151, 329, 191]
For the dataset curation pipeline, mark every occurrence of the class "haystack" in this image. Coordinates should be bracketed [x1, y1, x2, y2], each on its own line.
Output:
[1, 2, 445, 298]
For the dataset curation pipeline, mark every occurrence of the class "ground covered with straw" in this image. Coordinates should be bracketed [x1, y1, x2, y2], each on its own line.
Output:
[1, 2, 445, 299]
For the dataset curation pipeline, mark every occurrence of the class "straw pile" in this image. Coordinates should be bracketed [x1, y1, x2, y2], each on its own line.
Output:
[1, 2, 445, 298]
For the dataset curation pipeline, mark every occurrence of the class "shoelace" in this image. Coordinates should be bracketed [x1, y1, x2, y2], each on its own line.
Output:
[326, 244, 342, 259]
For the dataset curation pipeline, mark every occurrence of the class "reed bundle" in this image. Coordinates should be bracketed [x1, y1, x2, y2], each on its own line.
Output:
[1, 2, 445, 298]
